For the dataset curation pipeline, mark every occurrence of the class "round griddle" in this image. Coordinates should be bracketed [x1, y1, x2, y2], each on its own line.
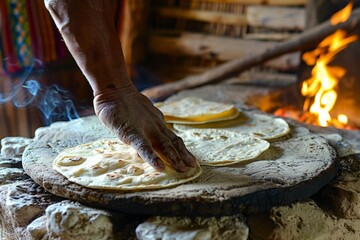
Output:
[22, 115, 338, 216]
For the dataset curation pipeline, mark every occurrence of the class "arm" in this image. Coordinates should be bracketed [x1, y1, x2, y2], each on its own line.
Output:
[44, 0, 195, 172]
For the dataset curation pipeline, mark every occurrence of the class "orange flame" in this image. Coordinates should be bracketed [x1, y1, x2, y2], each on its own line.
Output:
[331, 2, 353, 25]
[301, 2, 357, 127]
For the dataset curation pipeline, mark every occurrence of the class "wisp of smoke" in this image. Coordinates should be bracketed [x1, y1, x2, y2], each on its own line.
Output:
[0, 59, 81, 125]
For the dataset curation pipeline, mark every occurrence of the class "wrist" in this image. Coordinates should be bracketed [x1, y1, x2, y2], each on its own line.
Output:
[93, 82, 137, 98]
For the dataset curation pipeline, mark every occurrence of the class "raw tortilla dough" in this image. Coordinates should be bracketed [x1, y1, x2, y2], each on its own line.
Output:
[173, 112, 290, 140]
[53, 139, 202, 190]
[178, 129, 270, 166]
[156, 97, 239, 124]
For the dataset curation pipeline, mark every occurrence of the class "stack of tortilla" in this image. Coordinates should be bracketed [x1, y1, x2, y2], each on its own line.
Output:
[157, 97, 290, 166]
[155, 97, 240, 124]
[52, 97, 290, 191]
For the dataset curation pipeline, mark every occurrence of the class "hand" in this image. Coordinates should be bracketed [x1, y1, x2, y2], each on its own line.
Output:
[93, 85, 196, 172]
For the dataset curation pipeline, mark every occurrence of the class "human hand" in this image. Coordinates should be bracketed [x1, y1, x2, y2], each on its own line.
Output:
[93, 85, 196, 172]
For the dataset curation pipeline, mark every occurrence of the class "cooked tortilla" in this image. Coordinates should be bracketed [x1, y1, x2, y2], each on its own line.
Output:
[156, 97, 239, 124]
[53, 139, 202, 190]
[173, 112, 290, 140]
[178, 129, 270, 166]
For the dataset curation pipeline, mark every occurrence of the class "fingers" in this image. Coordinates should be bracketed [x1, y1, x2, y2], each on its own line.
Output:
[95, 95, 197, 173]
[136, 142, 166, 170]
[122, 128, 195, 173]
[164, 129, 196, 168]
[122, 130, 190, 172]
[120, 131, 165, 171]
[153, 139, 189, 172]
[151, 129, 197, 172]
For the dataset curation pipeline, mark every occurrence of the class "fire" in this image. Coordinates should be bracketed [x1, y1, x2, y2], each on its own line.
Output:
[301, 2, 357, 128]
[337, 114, 348, 125]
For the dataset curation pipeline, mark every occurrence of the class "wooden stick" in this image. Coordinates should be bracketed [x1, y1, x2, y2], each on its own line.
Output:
[194, 0, 307, 6]
[148, 32, 300, 70]
[142, 8, 360, 101]
[155, 7, 246, 25]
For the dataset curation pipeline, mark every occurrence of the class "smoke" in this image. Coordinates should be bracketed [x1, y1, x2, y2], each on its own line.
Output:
[37, 84, 80, 125]
[0, 59, 81, 125]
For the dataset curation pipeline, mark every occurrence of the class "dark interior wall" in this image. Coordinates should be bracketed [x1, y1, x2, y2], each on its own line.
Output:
[307, 0, 360, 27]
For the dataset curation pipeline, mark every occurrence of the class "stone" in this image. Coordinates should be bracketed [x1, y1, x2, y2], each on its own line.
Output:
[247, 199, 360, 240]
[0, 179, 63, 239]
[136, 215, 248, 240]
[0, 137, 32, 158]
[0, 156, 22, 168]
[248, 199, 333, 239]
[26, 216, 48, 240]
[0, 179, 130, 240]
[319, 133, 360, 158]
[0, 167, 28, 185]
[322, 171, 360, 219]
[45, 200, 114, 240]
[5, 180, 63, 227]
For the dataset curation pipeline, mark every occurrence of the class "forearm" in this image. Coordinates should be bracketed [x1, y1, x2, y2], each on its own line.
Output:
[44, 0, 134, 95]
[45, 1, 196, 173]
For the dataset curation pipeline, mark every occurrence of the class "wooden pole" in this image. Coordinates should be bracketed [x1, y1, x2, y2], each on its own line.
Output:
[142, 8, 360, 101]
[196, 0, 307, 6]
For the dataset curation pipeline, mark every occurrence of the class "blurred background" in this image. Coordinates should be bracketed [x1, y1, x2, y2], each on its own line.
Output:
[1, 0, 359, 139]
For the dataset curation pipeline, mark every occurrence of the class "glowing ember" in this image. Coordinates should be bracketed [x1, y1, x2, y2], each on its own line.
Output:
[337, 114, 348, 125]
[301, 2, 358, 128]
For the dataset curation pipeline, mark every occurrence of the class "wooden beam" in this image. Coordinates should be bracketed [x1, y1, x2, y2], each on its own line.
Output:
[154, 7, 246, 25]
[225, 71, 297, 87]
[148, 32, 300, 71]
[243, 33, 300, 41]
[150, 65, 209, 82]
[192, 0, 307, 6]
[152, 64, 297, 87]
[142, 8, 360, 101]
[246, 6, 306, 30]
[118, 0, 149, 67]
[150, 29, 298, 41]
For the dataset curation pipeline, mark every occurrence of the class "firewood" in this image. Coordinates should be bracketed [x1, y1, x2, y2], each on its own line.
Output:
[154, 6, 305, 29]
[155, 7, 246, 25]
[225, 71, 297, 87]
[142, 8, 360, 101]
[195, 0, 307, 6]
[243, 33, 299, 41]
[148, 33, 300, 70]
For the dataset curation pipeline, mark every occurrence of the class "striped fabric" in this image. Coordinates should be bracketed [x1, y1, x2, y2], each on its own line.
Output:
[0, 0, 68, 74]
[0, 0, 125, 75]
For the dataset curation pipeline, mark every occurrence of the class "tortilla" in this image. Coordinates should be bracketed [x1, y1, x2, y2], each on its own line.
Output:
[53, 139, 202, 190]
[178, 129, 270, 166]
[173, 112, 290, 140]
[155, 97, 239, 124]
